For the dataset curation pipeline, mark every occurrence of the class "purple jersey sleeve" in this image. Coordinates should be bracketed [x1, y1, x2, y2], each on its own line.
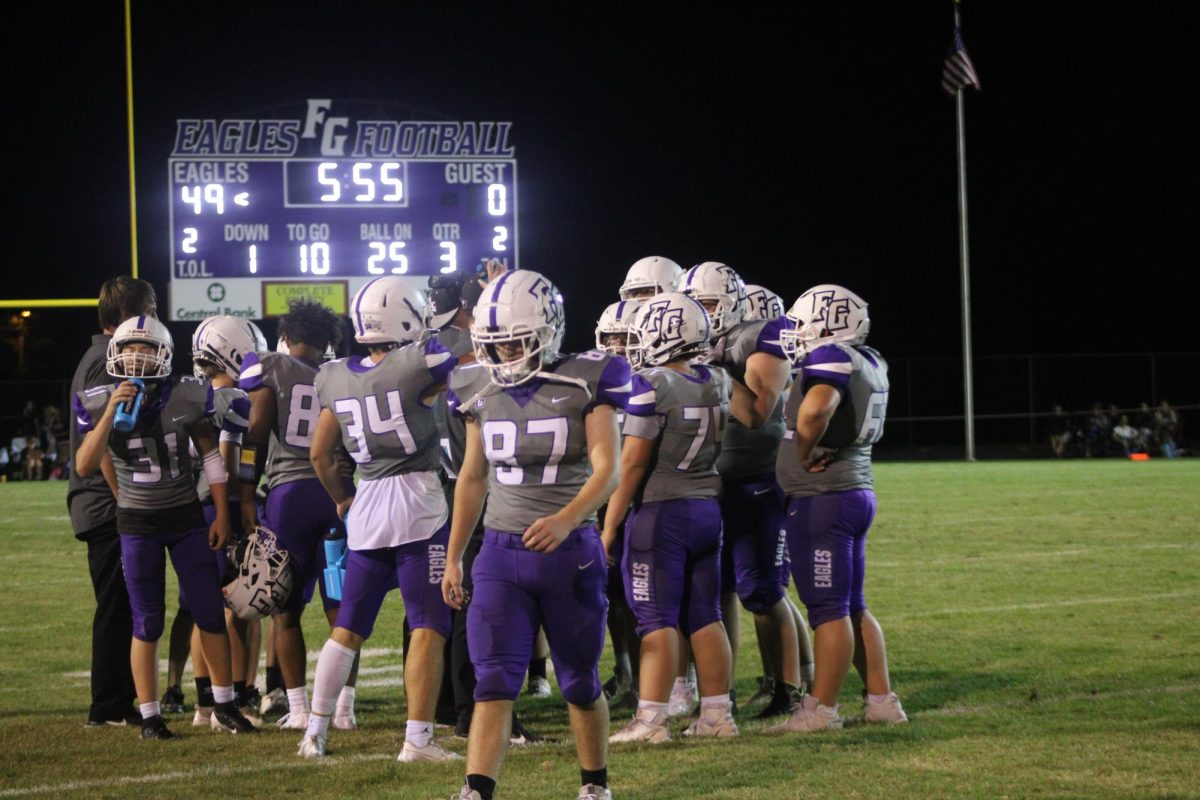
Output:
[238, 351, 265, 392]
[447, 386, 466, 420]
[220, 390, 251, 434]
[755, 317, 788, 360]
[424, 337, 456, 386]
[621, 372, 662, 440]
[72, 391, 96, 435]
[204, 383, 216, 417]
[801, 344, 853, 392]
[590, 355, 633, 410]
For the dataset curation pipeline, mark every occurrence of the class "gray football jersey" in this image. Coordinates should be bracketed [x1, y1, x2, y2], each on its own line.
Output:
[707, 318, 788, 481]
[776, 343, 889, 496]
[431, 327, 475, 477]
[448, 351, 632, 533]
[195, 385, 252, 503]
[239, 350, 324, 488]
[623, 364, 730, 503]
[315, 338, 455, 480]
[75, 377, 218, 512]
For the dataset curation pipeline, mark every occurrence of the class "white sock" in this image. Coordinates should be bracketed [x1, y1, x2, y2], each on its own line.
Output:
[213, 685, 235, 705]
[336, 685, 356, 715]
[287, 686, 310, 715]
[305, 712, 332, 739]
[140, 701, 160, 720]
[635, 700, 668, 723]
[405, 719, 434, 747]
[311, 639, 357, 716]
[672, 677, 688, 693]
[867, 692, 891, 704]
[699, 694, 731, 720]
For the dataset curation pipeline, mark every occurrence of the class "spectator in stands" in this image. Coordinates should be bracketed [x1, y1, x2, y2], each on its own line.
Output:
[68, 275, 158, 726]
[1111, 415, 1142, 456]
[1085, 403, 1113, 457]
[1154, 401, 1180, 458]
[1135, 403, 1158, 453]
[1048, 404, 1073, 458]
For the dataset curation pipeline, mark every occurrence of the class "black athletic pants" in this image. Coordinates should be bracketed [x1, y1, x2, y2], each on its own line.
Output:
[84, 522, 136, 719]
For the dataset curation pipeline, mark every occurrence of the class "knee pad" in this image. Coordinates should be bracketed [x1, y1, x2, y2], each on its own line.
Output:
[134, 613, 164, 642]
[804, 597, 851, 629]
[559, 672, 601, 707]
[472, 663, 522, 703]
[738, 583, 785, 615]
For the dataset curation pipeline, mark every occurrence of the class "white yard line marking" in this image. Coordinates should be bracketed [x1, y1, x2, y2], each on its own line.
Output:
[891, 590, 1199, 620]
[0, 752, 395, 797]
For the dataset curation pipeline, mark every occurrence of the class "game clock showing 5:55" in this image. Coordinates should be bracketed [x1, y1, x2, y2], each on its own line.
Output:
[167, 100, 518, 320]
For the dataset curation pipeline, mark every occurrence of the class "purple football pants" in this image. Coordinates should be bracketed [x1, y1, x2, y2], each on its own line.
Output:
[784, 489, 876, 628]
[264, 478, 344, 613]
[623, 497, 723, 637]
[120, 528, 225, 641]
[334, 523, 452, 640]
[720, 474, 790, 613]
[468, 527, 608, 706]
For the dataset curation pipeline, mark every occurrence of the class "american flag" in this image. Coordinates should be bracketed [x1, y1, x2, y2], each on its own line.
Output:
[942, 28, 981, 97]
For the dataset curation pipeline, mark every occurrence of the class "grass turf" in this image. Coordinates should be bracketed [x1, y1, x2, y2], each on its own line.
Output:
[0, 460, 1196, 799]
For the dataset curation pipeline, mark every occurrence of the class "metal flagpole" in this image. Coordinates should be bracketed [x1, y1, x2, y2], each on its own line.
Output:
[954, 0, 976, 461]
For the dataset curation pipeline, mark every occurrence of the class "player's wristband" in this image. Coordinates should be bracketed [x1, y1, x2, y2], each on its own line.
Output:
[203, 449, 229, 486]
[238, 444, 258, 483]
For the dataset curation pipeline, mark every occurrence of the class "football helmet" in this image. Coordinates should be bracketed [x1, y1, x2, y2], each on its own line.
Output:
[191, 316, 267, 379]
[678, 262, 748, 336]
[222, 525, 293, 621]
[594, 299, 643, 356]
[471, 269, 565, 387]
[106, 315, 173, 379]
[351, 277, 427, 345]
[780, 284, 870, 363]
[744, 284, 786, 322]
[619, 256, 683, 300]
[628, 292, 712, 369]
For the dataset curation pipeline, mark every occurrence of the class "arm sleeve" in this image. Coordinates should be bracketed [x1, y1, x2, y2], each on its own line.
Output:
[238, 351, 265, 392]
[800, 345, 853, 394]
[424, 337, 456, 386]
[621, 373, 663, 440]
[588, 355, 633, 411]
[755, 317, 789, 360]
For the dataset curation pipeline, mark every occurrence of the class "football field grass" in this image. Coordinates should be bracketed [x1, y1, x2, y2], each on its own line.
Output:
[0, 460, 1197, 799]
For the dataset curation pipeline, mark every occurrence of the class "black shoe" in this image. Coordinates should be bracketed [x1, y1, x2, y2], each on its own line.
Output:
[730, 687, 738, 716]
[86, 707, 141, 727]
[212, 705, 258, 733]
[509, 714, 545, 746]
[746, 676, 775, 708]
[140, 715, 177, 740]
[609, 689, 639, 712]
[755, 682, 803, 720]
[236, 685, 261, 711]
[161, 685, 186, 714]
[453, 712, 472, 739]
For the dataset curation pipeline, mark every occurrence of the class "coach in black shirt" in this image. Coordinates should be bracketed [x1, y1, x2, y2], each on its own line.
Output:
[68, 276, 157, 726]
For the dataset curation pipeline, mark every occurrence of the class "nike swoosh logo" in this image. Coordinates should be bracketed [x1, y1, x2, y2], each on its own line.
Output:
[753, 487, 774, 496]
[578, 560, 594, 570]
[172, 415, 188, 422]
[551, 396, 569, 403]
[788, 509, 800, 516]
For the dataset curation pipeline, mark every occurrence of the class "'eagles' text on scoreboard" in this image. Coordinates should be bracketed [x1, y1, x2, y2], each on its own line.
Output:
[168, 99, 518, 320]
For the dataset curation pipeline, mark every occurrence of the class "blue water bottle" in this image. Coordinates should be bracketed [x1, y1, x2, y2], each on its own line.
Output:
[323, 527, 347, 601]
[112, 378, 145, 433]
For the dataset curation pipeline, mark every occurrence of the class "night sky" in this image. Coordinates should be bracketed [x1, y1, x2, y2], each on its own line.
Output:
[5, 2, 1196, 390]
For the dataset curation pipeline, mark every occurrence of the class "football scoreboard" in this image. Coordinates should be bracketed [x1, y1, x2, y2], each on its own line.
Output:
[168, 99, 518, 320]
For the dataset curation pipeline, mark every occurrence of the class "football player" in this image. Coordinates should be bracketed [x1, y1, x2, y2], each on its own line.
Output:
[603, 293, 746, 743]
[594, 299, 644, 707]
[618, 256, 683, 301]
[443, 269, 629, 800]
[297, 278, 459, 760]
[743, 285, 786, 323]
[73, 316, 257, 739]
[681, 262, 811, 718]
[770, 285, 907, 731]
[238, 299, 357, 731]
[186, 316, 267, 726]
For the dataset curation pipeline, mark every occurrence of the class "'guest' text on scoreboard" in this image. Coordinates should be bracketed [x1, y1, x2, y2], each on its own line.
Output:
[168, 99, 517, 320]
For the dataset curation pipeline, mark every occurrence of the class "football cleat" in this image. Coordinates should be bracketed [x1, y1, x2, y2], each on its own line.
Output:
[297, 733, 327, 758]
[525, 676, 552, 698]
[139, 715, 176, 740]
[667, 679, 699, 718]
[192, 706, 213, 727]
[767, 697, 843, 733]
[211, 706, 259, 734]
[396, 739, 463, 762]
[451, 787, 483, 800]
[332, 709, 357, 731]
[260, 687, 287, 717]
[745, 676, 775, 709]
[608, 713, 670, 744]
[755, 682, 804, 720]
[609, 689, 640, 712]
[276, 710, 310, 730]
[862, 692, 909, 724]
[683, 709, 739, 738]
[510, 714, 545, 746]
[160, 684, 186, 714]
[578, 784, 613, 800]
